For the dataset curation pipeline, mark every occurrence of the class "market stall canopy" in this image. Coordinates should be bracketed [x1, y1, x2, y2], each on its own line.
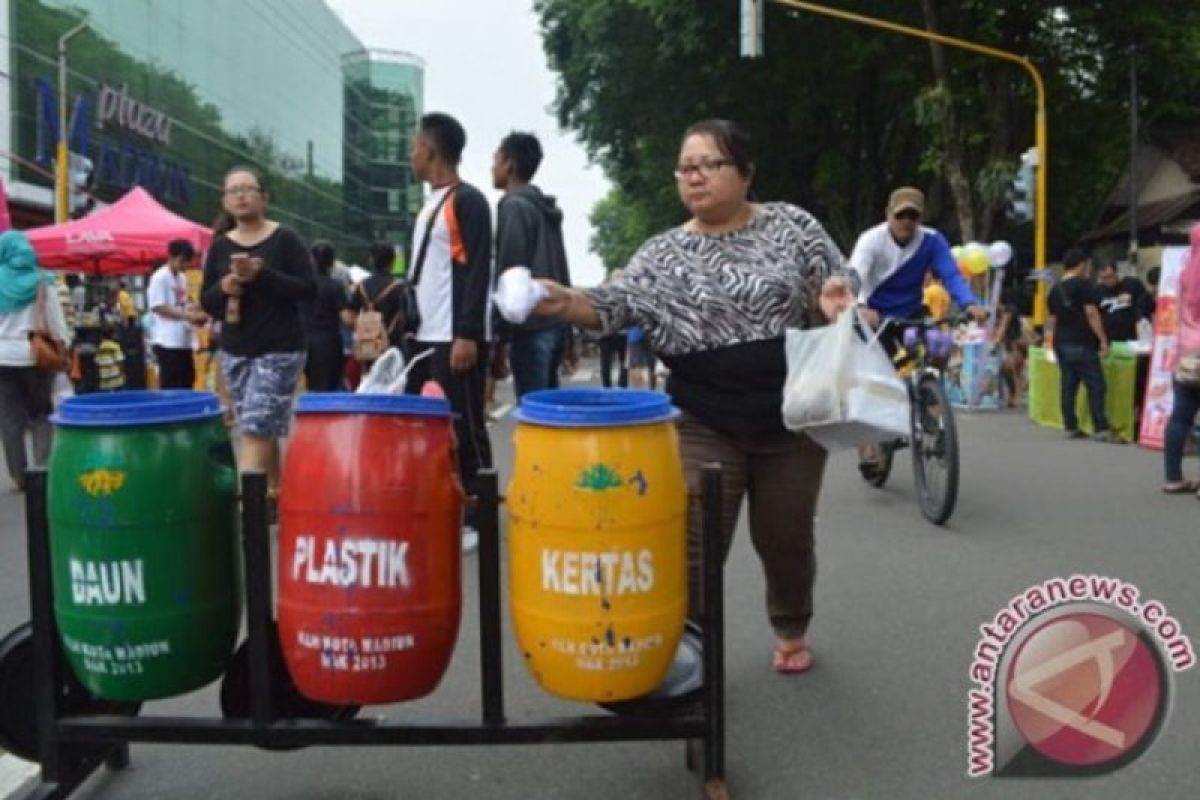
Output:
[24, 187, 212, 275]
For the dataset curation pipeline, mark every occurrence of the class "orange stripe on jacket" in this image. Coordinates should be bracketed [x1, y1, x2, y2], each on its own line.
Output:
[444, 191, 467, 265]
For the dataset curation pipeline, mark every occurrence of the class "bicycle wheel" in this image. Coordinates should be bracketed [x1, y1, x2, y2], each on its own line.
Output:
[910, 373, 959, 524]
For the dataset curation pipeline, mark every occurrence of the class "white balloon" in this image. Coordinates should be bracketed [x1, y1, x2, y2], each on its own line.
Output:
[988, 240, 1013, 267]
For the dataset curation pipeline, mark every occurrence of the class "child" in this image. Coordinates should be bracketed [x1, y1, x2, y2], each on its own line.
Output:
[96, 326, 125, 391]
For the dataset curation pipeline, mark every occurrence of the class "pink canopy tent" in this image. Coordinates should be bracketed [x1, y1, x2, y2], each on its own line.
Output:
[24, 186, 212, 276]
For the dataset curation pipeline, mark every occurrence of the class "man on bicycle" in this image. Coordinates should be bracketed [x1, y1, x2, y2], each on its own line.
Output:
[848, 186, 987, 478]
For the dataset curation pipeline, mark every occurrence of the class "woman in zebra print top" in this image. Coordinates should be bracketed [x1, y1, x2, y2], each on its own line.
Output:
[534, 119, 854, 675]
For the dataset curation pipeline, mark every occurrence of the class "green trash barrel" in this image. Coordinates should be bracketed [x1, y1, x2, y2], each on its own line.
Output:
[48, 390, 241, 701]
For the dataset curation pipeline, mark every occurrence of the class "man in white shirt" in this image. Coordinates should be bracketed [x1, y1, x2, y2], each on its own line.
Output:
[405, 112, 495, 553]
[148, 239, 207, 389]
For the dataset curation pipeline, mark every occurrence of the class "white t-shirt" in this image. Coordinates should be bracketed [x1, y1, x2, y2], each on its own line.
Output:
[147, 264, 194, 349]
[412, 186, 455, 343]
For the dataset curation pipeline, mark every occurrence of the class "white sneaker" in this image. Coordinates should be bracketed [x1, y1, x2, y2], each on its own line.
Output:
[462, 526, 479, 554]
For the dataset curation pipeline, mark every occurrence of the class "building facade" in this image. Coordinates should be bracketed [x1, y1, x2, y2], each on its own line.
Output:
[343, 49, 425, 269]
[1, 0, 424, 265]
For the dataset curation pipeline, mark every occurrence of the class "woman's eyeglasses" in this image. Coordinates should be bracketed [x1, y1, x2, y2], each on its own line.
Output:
[224, 186, 263, 197]
[674, 159, 733, 180]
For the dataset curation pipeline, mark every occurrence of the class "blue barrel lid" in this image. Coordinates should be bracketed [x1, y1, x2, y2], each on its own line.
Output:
[515, 388, 679, 428]
[296, 392, 452, 417]
[52, 390, 223, 428]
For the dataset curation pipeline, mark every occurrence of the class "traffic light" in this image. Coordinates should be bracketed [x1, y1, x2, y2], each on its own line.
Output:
[740, 0, 763, 58]
[68, 153, 94, 216]
[1006, 147, 1037, 223]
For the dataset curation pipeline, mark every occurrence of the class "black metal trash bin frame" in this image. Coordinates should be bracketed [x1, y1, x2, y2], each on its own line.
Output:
[16, 464, 728, 799]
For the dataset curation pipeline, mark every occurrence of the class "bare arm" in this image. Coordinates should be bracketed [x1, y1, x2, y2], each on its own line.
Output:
[533, 280, 602, 330]
[1084, 305, 1109, 354]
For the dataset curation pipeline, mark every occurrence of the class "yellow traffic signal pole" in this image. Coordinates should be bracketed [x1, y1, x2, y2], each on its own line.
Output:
[768, 0, 1050, 325]
[56, 22, 88, 223]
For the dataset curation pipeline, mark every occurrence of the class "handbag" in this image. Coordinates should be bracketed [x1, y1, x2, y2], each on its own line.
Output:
[1176, 351, 1200, 387]
[29, 280, 67, 373]
[400, 185, 457, 335]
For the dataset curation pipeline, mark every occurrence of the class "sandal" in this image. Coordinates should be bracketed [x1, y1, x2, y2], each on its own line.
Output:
[772, 638, 813, 675]
[1161, 481, 1198, 495]
[858, 460, 882, 480]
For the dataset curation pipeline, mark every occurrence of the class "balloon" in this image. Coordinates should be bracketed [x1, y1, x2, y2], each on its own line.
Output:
[961, 242, 988, 275]
[958, 258, 972, 279]
[951, 245, 965, 261]
[968, 249, 989, 275]
[988, 240, 1013, 267]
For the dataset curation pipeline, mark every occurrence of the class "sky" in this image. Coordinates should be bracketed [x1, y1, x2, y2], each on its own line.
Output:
[326, 0, 611, 288]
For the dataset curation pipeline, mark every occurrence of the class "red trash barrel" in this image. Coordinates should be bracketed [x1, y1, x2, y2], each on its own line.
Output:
[278, 393, 463, 704]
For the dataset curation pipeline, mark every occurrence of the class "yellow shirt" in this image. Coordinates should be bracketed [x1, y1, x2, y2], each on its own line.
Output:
[117, 289, 137, 321]
[923, 283, 951, 321]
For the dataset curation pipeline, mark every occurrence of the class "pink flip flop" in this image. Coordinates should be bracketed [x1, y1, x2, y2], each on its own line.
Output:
[772, 639, 813, 675]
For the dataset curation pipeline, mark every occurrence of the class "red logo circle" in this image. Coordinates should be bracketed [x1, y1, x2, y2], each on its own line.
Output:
[1005, 612, 1163, 767]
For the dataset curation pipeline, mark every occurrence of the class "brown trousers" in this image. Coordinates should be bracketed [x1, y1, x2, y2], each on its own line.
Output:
[679, 412, 828, 640]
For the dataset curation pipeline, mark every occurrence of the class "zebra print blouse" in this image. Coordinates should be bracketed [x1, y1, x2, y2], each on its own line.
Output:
[584, 202, 845, 356]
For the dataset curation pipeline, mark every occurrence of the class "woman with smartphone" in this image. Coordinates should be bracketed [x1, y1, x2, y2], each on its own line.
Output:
[200, 165, 316, 510]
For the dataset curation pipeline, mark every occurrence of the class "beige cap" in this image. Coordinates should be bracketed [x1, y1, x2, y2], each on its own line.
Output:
[887, 186, 925, 216]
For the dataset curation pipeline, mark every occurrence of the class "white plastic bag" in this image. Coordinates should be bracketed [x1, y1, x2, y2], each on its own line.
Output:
[493, 266, 549, 324]
[781, 309, 910, 451]
[357, 347, 410, 393]
[357, 346, 437, 395]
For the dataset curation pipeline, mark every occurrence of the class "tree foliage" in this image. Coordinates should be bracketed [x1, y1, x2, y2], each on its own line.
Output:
[536, 0, 1200, 265]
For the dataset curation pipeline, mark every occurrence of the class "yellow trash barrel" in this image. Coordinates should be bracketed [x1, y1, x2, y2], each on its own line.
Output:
[508, 389, 686, 702]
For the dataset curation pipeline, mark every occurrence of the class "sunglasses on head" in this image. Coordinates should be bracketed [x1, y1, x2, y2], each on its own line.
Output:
[893, 209, 921, 221]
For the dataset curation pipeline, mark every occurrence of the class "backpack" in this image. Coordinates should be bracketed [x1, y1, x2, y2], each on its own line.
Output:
[353, 280, 402, 362]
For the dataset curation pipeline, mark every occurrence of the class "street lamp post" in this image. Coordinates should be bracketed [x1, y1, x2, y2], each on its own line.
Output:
[763, 0, 1051, 325]
[56, 21, 88, 223]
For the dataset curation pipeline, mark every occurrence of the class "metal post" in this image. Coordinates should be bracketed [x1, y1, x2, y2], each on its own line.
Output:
[475, 470, 505, 725]
[56, 22, 88, 223]
[24, 470, 63, 782]
[1128, 42, 1139, 268]
[700, 464, 725, 786]
[239, 471, 273, 728]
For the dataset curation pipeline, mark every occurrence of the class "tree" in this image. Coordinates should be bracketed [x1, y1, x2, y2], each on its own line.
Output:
[588, 188, 654, 273]
[537, 0, 1200, 259]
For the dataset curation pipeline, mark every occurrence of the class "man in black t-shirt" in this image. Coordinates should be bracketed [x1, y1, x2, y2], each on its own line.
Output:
[1048, 248, 1112, 441]
[1095, 262, 1151, 342]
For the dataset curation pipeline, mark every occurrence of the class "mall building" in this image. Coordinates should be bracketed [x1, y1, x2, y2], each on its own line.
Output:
[0, 0, 425, 265]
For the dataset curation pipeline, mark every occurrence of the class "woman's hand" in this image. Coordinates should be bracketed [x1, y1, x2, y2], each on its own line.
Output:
[234, 256, 263, 283]
[533, 279, 570, 318]
[220, 274, 244, 296]
[818, 276, 855, 320]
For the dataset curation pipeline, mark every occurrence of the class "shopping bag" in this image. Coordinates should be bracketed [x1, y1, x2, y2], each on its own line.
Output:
[782, 309, 910, 451]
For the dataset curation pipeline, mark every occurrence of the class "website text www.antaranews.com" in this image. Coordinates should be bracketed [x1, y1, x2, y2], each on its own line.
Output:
[966, 574, 1196, 776]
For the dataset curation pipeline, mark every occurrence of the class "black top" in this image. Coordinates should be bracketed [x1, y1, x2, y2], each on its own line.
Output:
[347, 273, 406, 349]
[1049, 276, 1100, 349]
[998, 288, 1023, 344]
[662, 339, 789, 436]
[303, 272, 347, 337]
[200, 226, 317, 357]
[496, 184, 572, 334]
[1095, 277, 1149, 341]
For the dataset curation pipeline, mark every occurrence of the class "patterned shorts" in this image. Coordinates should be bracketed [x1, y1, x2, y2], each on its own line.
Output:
[220, 351, 306, 438]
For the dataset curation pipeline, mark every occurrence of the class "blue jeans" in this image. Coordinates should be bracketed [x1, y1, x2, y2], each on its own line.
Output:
[1164, 380, 1200, 482]
[1055, 344, 1108, 433]
[510, 325, 566, 399]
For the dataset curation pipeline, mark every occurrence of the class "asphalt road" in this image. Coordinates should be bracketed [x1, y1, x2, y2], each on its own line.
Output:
[1, 363, 1198, 799]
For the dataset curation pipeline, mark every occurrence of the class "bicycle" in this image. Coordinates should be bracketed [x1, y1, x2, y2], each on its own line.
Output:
[861, 315, 960, 525]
